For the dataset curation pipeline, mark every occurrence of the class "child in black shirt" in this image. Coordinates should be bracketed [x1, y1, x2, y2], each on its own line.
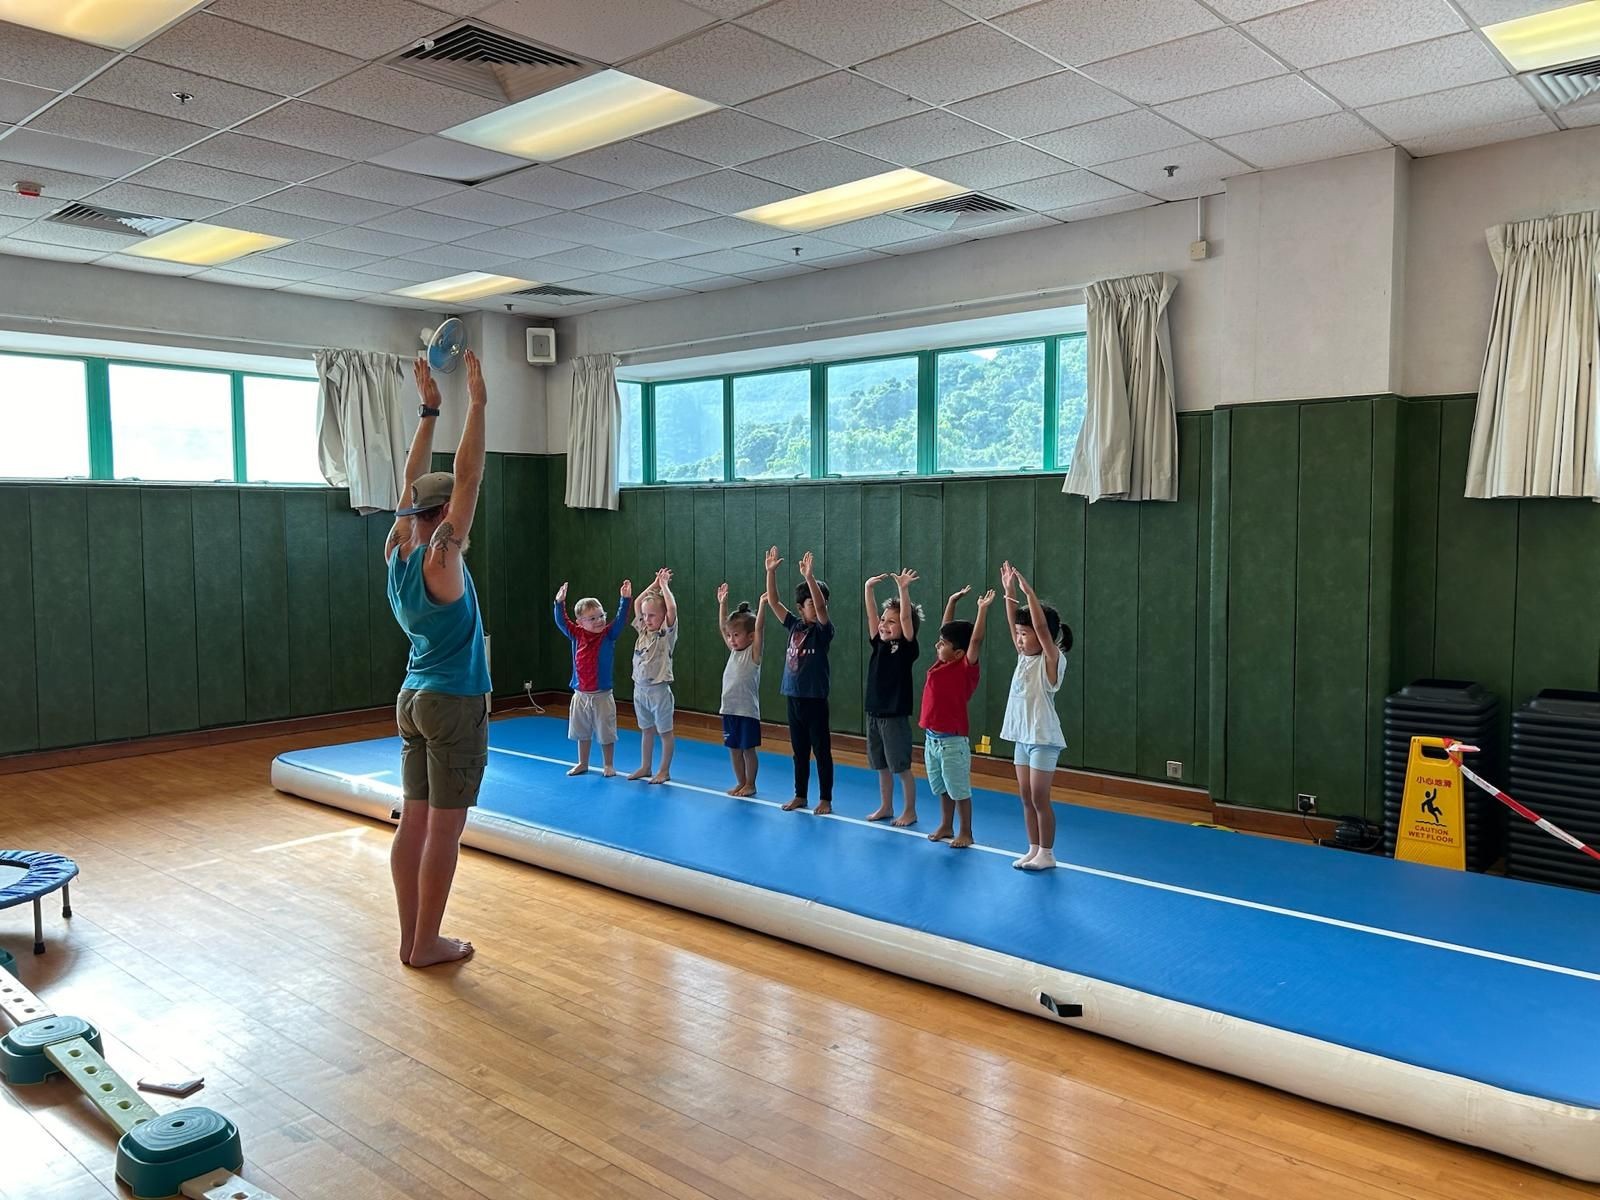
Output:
[863, 568, 923, 826]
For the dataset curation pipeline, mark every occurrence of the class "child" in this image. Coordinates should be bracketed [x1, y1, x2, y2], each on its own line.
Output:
[553, 578, 632, 777]
[629, 567, 678, 784]
[863, 568, 923, 827]
[717, 583, 766, 797]
[923, 585, 996, 849]
[764, 545, 835, 814]
[999, 560, 1072, 871]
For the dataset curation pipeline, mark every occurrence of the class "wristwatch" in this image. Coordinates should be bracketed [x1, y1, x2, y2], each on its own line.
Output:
[418, 404, 441, 419]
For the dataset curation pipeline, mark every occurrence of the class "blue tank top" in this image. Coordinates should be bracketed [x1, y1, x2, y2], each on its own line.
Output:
[386, 546, 492, 696]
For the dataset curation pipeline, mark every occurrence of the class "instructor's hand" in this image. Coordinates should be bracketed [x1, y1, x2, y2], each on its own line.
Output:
[465, 349, 486, 407]
[413, 355, 441, 409]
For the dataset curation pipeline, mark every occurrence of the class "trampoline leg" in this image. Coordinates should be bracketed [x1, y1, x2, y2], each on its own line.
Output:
[33, 899, 44, 955]
[62, 882, 72, 919]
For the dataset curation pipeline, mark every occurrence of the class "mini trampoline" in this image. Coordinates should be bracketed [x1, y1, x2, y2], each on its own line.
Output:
[0, 850, 78, 955]
[273, 716, 1600, 1181]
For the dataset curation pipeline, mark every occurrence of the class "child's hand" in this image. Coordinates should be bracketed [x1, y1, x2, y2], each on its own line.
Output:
[799, 550, 815, 577]
[948, 584, 971, 604]
[765, 545, 782, 572]
[866, 572, 890, 586]
[716, 582, 729, 603]
[656, 567, 673, 589]
[893, 567, 918, 586]
[1013, 566, 1033, 595]
[620, 579, 633, 599]
[975, 588, 996, 608]
[556, 581, 568, 602]
[757, 593, 767, 609]
[1000, 560, 1015, 591]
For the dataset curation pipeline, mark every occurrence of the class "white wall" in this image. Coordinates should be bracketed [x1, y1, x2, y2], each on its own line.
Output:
[1403, 124, 1600, 397]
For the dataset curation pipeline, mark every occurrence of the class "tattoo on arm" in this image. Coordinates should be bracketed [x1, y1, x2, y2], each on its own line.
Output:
[429, 520, 463, 558]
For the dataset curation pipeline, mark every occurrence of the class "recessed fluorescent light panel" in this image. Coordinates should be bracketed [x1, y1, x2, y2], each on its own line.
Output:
[439, 70, 718, 162]
[394, 272, 533, 303]
[125, 222, 291, 266]
[0, 0, 207, 49]
[1485, 1, 1600, 71]
[738, 169, 967, 233]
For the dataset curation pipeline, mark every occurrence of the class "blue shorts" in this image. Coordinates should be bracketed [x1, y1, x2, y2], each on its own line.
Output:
[1013, 741, 1064, 771]
[922, 731, 972, 800]
[722, 714, 761, 750]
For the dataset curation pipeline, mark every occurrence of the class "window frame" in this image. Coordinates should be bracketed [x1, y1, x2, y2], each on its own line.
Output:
[618, 329, 1087, 489]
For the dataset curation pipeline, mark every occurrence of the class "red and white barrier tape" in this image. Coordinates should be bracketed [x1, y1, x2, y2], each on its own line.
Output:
[1445, 742, 1600, 864]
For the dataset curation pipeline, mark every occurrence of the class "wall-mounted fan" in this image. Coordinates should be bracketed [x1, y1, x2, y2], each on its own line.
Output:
[421, 317, 467, 372]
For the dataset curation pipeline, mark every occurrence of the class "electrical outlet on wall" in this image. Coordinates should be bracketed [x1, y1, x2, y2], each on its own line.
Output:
[1296, 793, 1317, 814]
[1166, 760, 1183, 779]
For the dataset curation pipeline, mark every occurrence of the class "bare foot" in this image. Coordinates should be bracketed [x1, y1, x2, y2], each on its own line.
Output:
[627, 767, 650, 780]
[950, 834, 973, 849]
[928, 826, 954, 842]
[602, 767, 617, 778]
[737, 785, 756, 797]
[892, 812, 917, 828]
[649, 772, 670, 785]
[782, 797, 808, 811]
[727, 784, 743, 795]
[865, 806, 894, 822]
[813, 801, 833, 816]
[408, 936, 473, 968]
[567, 764, 588, 777]
[398, 942, 412, 964]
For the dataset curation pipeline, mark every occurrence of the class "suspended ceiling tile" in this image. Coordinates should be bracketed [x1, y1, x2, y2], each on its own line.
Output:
[205, 0, 455, 59]
[919, 141, 1073, 189]
[581, 192, 717, 230]
[1082, 29, 1285, 105]
[857, 25, 1059, 105]
[26, 97, 210, 156]
[312, 225, 434, 254]
[1028, 109, 1195, 166]
[808, 213, 932, 246]
[601, 230, 717, 258]
[737, 0, 970, 68]
[415, 189, 557, 225]
[639, 109, 816, 166]
[1215, 110, 1391, 168]
[877, 230, 973, 254]
[1096, 140, 1251, 198]
[740, 232, 854, 260]
[654, 169, 802, 212]
[407, 240, 531, 270]
[313, 163, 463, 206]
[254, 185, 401, 223]
[739, 72, 928, 139]
[368, 135, 529, 181]
[1203, 0, 1306, 16]
[1241, 0, 1466, 70]
[669, 214, 774, 246]
[628, 285, 699, 300]
[261, 241, 384, 269]
[618, 259, 721, 284]
[803, 246, 890, 266]
[8, 221, 138, 251]
[223, 255, 332, 280]
[741, 260, 818, 278]
[739, 142, 892, 189]
[193, 267, 289, 288]
[212, 205, 345, 239]
[995, 0, 1222, 67]
[1454, 0, 1576, 21]
[950, 71, 1135, 139]
[453, 227, 580, 258]
[0, 21, 116, 91]
[0, 239, 104, 262]
[515, 209, 642, 243]
[305, 268, 406, 290]
[625, 25, 833, 106]
[559, 141, 715, 189]
[1401, 112, 1562, 155]
[137, 14, 363, 96]
[301, 66, 501, 135]
[1359, 76, 1543, 142]
[491, 257, 590, 282]
[477, 0, 718, 64]
[347, 258, 450, 282]
[78, 59, 283, 130]
[675, 246, 777, 273]
[988, 169, 1132, 210]
[125, 160, 280, 204]
[179, 133, 350, 182]
[1154, 74, 1341, 139]
[0, 158, 107, 200]
[1305, 33, 1510, 109]
[81, 181, 232, 220]
[361, 208, 493, 241]
[0, 80, 53, 125]
[1051, 193, 1160, 220]
[98, 253, 205, 276]
[678, 0, 769, 15]
[481, 165, 635, 207]
[1562, 104, 1600, 128]
[536, 244, 654, 272]
[565, 272, 665, 294]
[0, 127, 156, 177]
[234, 102, 417, 160]
[837, 110, 1007, 165]
[280, 281, 375, 299]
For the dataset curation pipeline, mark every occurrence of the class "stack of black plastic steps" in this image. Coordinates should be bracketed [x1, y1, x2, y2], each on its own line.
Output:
[1383, 680, 1502, 871]
[1506, 690, 1600, 892]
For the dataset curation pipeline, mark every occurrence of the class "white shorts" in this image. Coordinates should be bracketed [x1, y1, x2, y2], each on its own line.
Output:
[634, 682, 675, 732]
[1013, 741, 1063, 772]
[569, 690, 617, 744]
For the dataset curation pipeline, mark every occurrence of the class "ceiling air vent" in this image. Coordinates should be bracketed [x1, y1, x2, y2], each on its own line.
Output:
[512, 284, 597, 299]
[896, 192, 1023, 231]
[1522, 59, 1600, 110]
[390, 22, 596, 104]
[47, 202, 185, 238]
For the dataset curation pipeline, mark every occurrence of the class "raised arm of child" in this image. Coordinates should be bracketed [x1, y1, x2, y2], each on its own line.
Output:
[864, 573, 889, 632]
[894, 567, 918, 634]
[764, 546, 790, 623]
[553, 581, 575, 640]
[655, 567, 677, 627]
[942, 584, 971, 626]
[968, 589, 996, 665]
[607, 579, 633, 640]
[800, 550, 829, 625]
[1014, 565, 1060, 683]
[1000, 560, 1021, 629]
[753, 593, 767, 657]
[717, 582, 733, 649]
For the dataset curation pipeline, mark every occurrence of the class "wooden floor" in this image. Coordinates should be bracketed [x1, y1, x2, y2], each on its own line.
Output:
[3, 721, 1594, 1200]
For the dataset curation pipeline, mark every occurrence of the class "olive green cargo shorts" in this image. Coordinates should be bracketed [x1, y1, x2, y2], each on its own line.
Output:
[396, 689, 489, 809]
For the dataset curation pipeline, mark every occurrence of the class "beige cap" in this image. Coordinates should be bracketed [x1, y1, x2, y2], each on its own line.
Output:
[396, 471, 454, 516]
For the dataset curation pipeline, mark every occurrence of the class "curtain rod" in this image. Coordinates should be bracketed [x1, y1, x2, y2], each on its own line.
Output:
[0, 312, 386, 356]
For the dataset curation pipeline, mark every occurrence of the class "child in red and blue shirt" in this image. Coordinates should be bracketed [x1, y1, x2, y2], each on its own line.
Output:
[553, 578, 632, 776]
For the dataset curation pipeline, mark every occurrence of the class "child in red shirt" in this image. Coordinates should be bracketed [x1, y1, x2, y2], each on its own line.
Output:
[921, 585, 996, 849]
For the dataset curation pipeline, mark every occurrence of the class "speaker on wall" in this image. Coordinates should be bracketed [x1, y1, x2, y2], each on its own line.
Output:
[526, 326, 556, 364]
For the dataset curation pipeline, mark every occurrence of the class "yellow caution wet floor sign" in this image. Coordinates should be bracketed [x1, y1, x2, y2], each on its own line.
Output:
[1395, 736, 1466, 870]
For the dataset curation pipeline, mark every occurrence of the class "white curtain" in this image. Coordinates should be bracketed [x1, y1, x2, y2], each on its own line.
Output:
[315, 349, 410, 514]
[1064, 272, 1178, 503]
[565, 353, 621, 511]
[1466, 210, 1600, 501]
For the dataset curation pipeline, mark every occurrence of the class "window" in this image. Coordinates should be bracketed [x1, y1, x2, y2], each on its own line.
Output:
[733, 369, 809, 480]
[654, 378, 723, 482]
[0, 354, 90, 478]
[936, 341, 1045, 472]
[109, 363, 233, 482]
[826, 356, 917, 476]
[243, 376, 322, 483]
[618, 380, 644, 485]
[1057, 334, 1088, 471]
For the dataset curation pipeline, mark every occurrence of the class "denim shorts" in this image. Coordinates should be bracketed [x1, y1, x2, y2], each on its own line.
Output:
[922, 731, 972, 800]
[1013, 741, 1064, 771]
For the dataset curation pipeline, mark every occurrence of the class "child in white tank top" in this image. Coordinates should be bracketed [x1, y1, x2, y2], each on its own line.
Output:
[999, 561, 1073, 872]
